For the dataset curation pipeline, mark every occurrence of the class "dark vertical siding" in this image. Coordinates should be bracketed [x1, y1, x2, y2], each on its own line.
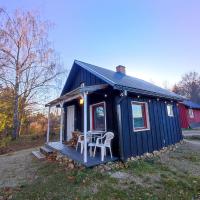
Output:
[153, 100, 162, 149]
[146, 101, 154, 152]
[118, 98, 130, 158]
[161, 102, 169, 146]
[148, 100, 158, 151]
[63, 64, 106, 94]
[120, 96, 183, 160]
[174, 103, 183, 141]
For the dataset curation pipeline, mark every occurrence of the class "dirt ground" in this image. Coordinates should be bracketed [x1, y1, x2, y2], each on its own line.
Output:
[0, 148, 40, 188]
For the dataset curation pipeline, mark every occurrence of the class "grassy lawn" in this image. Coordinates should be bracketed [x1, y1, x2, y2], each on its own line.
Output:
[182, 128, 193, 131]
[1, 142, 200, 200]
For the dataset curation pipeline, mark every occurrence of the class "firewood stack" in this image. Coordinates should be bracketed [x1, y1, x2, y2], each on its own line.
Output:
[64, 131, 82, 148]
[46, 152, 57, 161]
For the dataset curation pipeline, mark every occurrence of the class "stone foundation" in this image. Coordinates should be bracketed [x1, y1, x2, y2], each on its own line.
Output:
[94, 140, 185, 172]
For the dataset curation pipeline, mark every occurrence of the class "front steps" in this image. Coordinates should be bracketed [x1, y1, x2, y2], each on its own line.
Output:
[32, 150, 46, 160]
[32, 145, 53, 160]
[40, 146, 53, 156]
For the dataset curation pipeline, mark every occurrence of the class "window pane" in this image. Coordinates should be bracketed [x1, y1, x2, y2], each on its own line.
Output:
[189, 109, 194, 118]
[167, 105, 170, 115]
[93, 104, 105, 130]
[167, 105, 173, 116]
[132, 104, 145, 128]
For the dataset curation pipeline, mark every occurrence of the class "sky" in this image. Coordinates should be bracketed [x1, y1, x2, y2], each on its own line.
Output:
[1, 0, 200, 90]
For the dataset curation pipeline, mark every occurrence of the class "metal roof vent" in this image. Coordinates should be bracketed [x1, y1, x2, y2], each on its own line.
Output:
[116, 65, 126, 74]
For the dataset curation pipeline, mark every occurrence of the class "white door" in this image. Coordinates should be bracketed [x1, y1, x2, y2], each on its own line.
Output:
[67, 105, 75, 141]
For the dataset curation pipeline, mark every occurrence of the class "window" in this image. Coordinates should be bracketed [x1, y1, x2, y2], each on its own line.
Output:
[90, 102, 106, 131]
[80, 82, 85, 88]
[132, 102, 150, 131]
[167, 104, 174, 117]
[188, 109, 194, 118]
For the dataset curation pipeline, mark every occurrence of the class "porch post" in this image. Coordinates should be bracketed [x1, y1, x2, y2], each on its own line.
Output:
[46, 106, 51, 143]
[60, 102, 64, 143]
[83, 92, 88, 163]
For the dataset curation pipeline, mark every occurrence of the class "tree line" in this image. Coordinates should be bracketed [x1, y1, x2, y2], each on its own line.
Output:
[173, 72, 200, 104]
[0, 8, 65, 139]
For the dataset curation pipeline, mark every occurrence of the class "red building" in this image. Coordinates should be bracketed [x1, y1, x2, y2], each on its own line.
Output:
[179, 100, 200, 129]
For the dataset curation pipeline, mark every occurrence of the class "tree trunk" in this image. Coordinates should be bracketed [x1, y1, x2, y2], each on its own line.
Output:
[18, 98, 26, 136]
[12, 76, 20, 139]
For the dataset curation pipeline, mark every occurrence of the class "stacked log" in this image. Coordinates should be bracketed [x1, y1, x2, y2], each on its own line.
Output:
[64, 131, 82, 147]
[46, 151, 57, 161]
[46, 151, 84, 170]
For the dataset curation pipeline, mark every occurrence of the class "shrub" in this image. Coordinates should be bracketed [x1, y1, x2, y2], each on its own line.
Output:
[0, 135, 12, 148]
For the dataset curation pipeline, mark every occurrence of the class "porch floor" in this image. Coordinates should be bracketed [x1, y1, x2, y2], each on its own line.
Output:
[46, 142, 118, 167]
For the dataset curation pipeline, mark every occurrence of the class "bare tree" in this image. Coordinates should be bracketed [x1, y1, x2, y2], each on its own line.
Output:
[172, 71, 200, 104]
[162, 80, 171, 90]
[0, 8, 63, 139]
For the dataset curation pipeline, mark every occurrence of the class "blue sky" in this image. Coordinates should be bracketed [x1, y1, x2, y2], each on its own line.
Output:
[1, 0, 200, 89]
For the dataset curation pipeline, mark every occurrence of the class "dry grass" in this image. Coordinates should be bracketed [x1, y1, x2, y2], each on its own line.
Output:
[0, 134, 59, 155]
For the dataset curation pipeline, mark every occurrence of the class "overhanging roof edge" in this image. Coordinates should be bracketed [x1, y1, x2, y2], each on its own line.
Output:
[45, 84, 109, 107]
[114, 85, 185, 101]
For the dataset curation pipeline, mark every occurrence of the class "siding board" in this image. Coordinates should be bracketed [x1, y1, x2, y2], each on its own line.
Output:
[162, 102, 169, 146]
[153, 100, 162, 150]
[148, 100, 158, 151]
[63, 65, 106, 94]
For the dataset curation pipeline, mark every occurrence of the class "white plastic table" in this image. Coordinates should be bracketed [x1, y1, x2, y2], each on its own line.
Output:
[88, 131, 105, 142]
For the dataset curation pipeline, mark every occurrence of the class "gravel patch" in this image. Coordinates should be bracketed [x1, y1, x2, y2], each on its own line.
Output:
[0, 148, 40, 188]
[110, 171, 130, 179]
[159, 141, 200, 176]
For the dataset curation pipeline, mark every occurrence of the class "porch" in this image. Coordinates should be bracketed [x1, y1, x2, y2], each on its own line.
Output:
[46, 141, 118, 167]
[45, 84, 119, 167]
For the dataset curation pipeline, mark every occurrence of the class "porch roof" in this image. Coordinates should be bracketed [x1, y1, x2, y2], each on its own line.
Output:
[45, 84, 108, 107]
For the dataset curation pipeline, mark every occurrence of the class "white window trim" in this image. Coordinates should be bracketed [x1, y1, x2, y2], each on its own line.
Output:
[188, 108, 194, 118]
[89, 101, 107, 132]
[80, 82, 85, 88]
[131, 101, 150, 132]
[167, 104, 174, 117]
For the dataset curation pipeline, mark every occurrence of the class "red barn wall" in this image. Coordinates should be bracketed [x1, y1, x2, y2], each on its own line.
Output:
[179, 104, 189, 128]
[188, 109, 200, 124]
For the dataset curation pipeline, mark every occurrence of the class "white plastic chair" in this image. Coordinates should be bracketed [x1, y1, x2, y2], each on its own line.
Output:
[76, 133, 91, 154]
[90, 132, 114, 161]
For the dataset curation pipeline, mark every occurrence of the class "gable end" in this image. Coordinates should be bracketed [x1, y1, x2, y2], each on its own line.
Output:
[61, 62, 107, 95]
